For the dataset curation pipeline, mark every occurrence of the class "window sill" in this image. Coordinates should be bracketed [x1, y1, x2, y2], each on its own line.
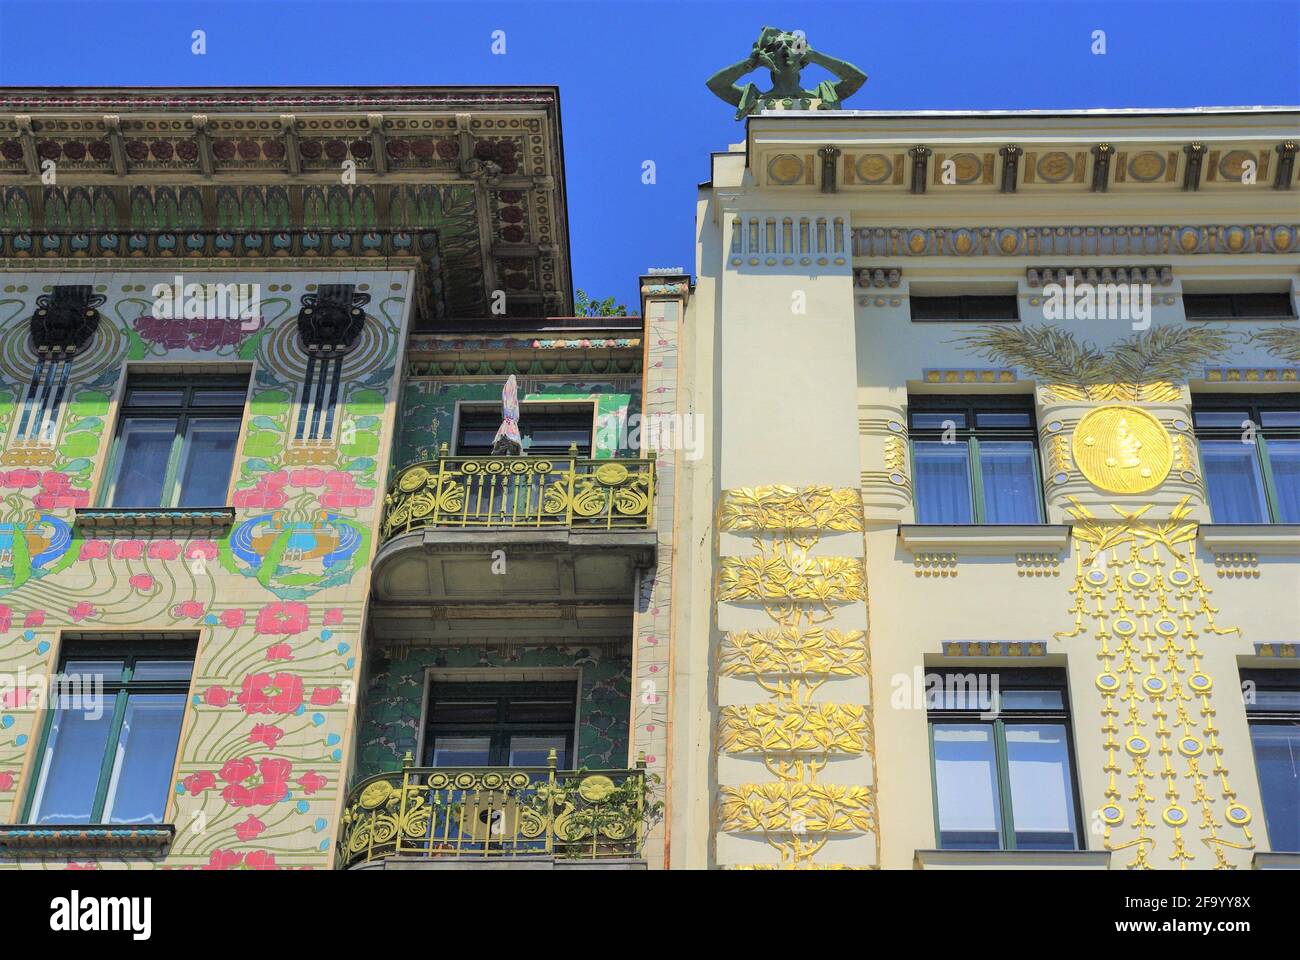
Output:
[1198, 523, 1300, 555]
[0, 824, 175, 858]
[75, 507, 235, 536]
[1252, 851, 1300, 870]
[1187, 316, 1297, 323]
[909, 318, 1020, 324]
[913, 848, 1110, 870]
[898, 524, 1071, 555]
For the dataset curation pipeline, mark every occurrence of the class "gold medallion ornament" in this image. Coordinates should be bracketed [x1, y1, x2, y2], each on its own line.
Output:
[1072, 405, 1173, 494]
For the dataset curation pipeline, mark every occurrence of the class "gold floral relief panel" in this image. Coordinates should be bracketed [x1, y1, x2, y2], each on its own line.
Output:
[719, 485, 864, 532]
[1057, 498, 1255, 869]
[719, 628, 868, 677]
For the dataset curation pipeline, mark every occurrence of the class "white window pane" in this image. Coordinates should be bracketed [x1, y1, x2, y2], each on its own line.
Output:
[933, 723, 1001, 845]
[979, 441, 1042, 523]
[913, 442, 973, 523]
[1006, 723, 1078, 849]
[102, 694, 186, 824]
[432, 736, 490, 767]
[30, 703, 115, 824]
[509, 735, 567, 768]
[175, 418, 240, 507]
[1201, 440, 1268, 523]
[110, 418, 176, 508]
[1267, 439, 1300, 523]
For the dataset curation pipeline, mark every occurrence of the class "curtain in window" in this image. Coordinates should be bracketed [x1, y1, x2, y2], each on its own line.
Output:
[1250, 722, 1300, 852]
[1267, 439, 1300, 523]
[1201, 441, 1268, 522]
[978, 441, 1042, 523]
[112, 418, 176, 508]
[102, 694, 186, 824]
[932, 723, 1001, 849]
[1005, 723, 1078, 850]
[913, 442, 973, 523]
[176, 418, 241, 507]
[29, 705, 114, 824]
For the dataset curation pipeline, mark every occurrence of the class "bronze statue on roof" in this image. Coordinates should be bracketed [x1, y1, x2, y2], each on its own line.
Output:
[706, 26, 867, 119]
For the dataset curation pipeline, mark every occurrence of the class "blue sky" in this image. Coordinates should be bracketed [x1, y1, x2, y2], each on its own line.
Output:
[1, 0, 1296, 312]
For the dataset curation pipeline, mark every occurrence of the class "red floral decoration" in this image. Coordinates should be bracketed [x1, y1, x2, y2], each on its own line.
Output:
[237, 672, 305, 715]
[255, 601, 310, 635]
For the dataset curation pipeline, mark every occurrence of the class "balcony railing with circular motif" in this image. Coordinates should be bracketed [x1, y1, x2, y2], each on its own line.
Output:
[382, 455, 655, 538]
[337, 753, 650, 867]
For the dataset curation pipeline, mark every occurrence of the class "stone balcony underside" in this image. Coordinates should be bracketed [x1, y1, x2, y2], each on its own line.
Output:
[371, 528, 656, 608]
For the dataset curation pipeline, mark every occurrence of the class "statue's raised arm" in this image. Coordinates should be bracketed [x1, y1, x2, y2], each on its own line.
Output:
[706, 26, 867, 119]
[804, 46, 868, 105]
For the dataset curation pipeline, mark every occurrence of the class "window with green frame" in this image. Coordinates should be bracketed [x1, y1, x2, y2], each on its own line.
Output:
[909, 396, 1045, 524]
[25, 637, 196, 825]
[101, 374, 248, 509]
[454, 403, 595, 457]
[1193, 394, 1300, 524]
[1241, 669, 1300, 852]
[928, 669, 1082, 851]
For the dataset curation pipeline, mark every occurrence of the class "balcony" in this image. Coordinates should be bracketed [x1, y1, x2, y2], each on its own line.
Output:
[338, 754, 651, 869]
[383, 455, 655, 537]
[371, 455, 657, 612]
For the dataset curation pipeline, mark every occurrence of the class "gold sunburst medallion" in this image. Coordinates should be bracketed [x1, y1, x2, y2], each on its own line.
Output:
[1072, 405, 1173, 494]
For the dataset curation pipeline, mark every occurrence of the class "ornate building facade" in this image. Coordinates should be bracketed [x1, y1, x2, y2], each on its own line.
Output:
[671, 101, 1300, 869]
[0, 79, 1295, 872]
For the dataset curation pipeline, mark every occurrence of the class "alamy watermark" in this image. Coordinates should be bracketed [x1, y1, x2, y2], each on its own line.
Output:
[149, 275, 262, 329]
[1042, 276, 1152, 330]
[890, 667, 1001, 717]
[598, 411, 705, 461]
[0, 667, 105, 718]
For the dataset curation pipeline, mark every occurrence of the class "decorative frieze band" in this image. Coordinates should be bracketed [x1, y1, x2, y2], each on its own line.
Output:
[1027, 265, 1173, 287]
[853, 224, 1298, 258]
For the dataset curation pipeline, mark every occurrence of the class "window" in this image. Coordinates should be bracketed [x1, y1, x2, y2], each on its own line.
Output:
[909, 396, 1044, 524]
[1243, 670, 1299, 852]
[1193, 395, 1300, 523]
[911, 295, 1019, 322]
[455, 403, 594, 457]
[26, 638, 196, 825]
[1184, 292, 1295, 321]
[423, 680, 576, 768]
[103, 375, 248, 509]
[928, 669, 1082, 851]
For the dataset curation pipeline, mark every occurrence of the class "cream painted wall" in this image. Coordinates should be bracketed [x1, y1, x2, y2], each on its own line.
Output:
[676, 108, 1300, 869]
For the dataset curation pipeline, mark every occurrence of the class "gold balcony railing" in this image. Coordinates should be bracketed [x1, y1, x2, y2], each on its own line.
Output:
[382, 454, 654, 538]
[338, 753, 650, 867]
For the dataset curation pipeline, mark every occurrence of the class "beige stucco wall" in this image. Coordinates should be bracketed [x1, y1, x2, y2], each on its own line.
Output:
[672, 109, 1300, 869]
